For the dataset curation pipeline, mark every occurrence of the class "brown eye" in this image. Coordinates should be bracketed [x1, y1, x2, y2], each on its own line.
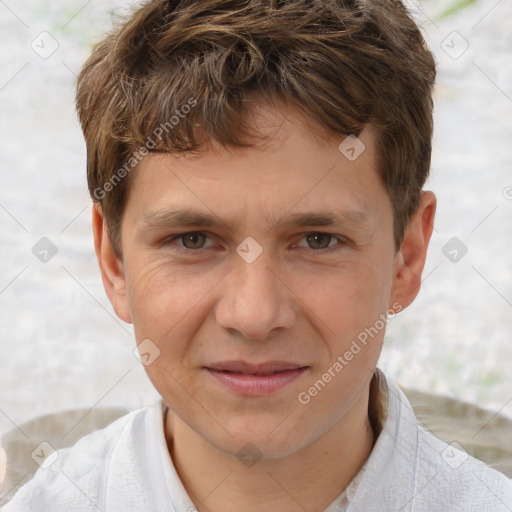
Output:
[180, 232, 207, 249]
[306, 233, 333, 249]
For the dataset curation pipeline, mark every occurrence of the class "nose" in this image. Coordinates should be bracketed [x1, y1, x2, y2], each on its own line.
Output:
[215, 255, 297, 341]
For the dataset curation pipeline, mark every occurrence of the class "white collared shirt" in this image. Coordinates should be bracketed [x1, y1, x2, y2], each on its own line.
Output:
[3, 372, 511, 511]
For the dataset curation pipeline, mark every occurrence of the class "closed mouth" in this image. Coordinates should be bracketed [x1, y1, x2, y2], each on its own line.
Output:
[205, 360, 309, 376]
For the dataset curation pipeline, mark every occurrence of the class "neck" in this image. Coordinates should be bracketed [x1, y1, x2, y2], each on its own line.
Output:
[165, 389, 375, 512]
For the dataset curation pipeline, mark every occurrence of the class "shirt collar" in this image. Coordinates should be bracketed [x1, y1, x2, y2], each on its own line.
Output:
[348, 369, 420, 511]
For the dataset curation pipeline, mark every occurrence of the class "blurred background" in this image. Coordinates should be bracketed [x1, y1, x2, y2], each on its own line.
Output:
[0, 0, 511, 439]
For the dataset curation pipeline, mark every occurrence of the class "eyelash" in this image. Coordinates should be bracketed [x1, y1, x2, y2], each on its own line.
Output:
[164, 231, 348, 254]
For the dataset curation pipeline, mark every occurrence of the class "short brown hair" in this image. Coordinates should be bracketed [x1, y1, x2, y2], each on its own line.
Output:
[76, 0, 436, 255]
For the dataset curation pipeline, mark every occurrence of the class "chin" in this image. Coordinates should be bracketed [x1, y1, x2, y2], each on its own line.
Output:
[212, 416, 313, 461]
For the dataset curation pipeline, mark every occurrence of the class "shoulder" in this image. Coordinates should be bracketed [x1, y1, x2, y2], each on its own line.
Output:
[2, 406, 153, 512]
[414, 426, 512, 511]
[354, 372, 512, 511]
[386, 374, 512, 511]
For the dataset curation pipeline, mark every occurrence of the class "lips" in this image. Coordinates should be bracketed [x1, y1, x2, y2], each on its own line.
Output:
[206, 360, 308, 375]
[205, 360, 309, 395]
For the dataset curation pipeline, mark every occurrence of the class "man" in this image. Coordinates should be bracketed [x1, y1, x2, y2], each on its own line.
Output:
[4, 0, 511, 510]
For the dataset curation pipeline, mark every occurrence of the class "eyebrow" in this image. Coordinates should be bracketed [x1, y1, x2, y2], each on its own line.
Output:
[140, 207, 373, 234]
[273, 210, 374, 238]
[141, 208, 228, 229]
[279, 210, 372, 229]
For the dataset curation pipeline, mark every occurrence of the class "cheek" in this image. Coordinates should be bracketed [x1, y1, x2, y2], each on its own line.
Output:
[124, 257, 191, 340]
[296, 260, 392, 338]
[294, 265, 389, 425]
[124, 260, 209, 397]
[124, 257, 225, 356]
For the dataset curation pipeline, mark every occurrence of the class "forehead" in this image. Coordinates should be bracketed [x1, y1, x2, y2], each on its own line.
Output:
[124, 105, 388, 232]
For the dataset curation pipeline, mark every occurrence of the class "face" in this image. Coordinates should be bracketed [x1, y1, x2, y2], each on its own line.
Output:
[96, 103, 430, 460]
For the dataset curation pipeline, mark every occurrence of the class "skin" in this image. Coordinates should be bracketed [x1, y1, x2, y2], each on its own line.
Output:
[93, 102, 436, 512]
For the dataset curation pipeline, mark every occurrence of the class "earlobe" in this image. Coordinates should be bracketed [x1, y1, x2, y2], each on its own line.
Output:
[390, 191, 436, 311]
[92, 203, 132, 324]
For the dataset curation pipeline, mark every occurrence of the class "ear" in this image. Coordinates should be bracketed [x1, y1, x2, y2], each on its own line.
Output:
[390, 191, 436, 311]
[92, 203, 132, 324]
